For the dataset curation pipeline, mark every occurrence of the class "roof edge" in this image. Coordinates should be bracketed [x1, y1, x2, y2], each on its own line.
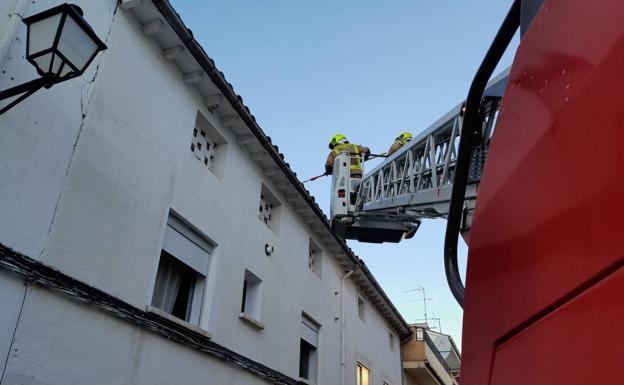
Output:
[149, 0, 411, 339]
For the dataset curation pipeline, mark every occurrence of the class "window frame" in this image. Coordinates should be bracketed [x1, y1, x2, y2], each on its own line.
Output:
[239, 269, 264, 328]
[357, 293, 366, 322]
[356, 362, 371, 385]
[389, 330, 396, 352]
[308, 238, 323, 277]
[151, 213, 214, 327]
[299, 313, 320, 383]
[299, 338, 318, 382]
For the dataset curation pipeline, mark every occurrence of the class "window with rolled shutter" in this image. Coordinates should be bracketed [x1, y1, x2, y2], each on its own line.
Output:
[301, 314, 320, 347]
[299, 313, 320, 382]
[151, 214, 215, 326]
[163, 215, 213, 276]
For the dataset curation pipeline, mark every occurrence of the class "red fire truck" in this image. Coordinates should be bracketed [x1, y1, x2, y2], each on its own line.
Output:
[331, 1, 624, 383]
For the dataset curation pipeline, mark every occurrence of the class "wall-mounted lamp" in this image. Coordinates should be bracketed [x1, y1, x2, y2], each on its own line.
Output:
[0, 3, 107, 115]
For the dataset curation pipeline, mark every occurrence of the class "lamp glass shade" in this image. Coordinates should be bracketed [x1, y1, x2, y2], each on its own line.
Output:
[57, 16, 99, 73]
[27, 13, 62, 75]
[23, 4, 106, 80]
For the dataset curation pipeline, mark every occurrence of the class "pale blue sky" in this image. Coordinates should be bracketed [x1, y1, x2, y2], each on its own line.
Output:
[171, 0, 519, 346]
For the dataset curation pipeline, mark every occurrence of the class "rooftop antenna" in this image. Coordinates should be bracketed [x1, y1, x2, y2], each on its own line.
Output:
[405, 285, 432, 324]
[429, 314, 443, 333]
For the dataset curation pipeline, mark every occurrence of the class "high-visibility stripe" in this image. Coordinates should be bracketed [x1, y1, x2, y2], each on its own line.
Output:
[332, 143, 362, 171]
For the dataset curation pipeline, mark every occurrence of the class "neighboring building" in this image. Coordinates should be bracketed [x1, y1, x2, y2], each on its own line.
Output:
[0, 1, 411, 385]
[401, 324, 461, 385]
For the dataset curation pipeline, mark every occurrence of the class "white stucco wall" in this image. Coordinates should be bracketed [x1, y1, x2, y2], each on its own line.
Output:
[0, 275, 267, 385]
[0, 274, 25, 378]
[0, 0, 18, 43]
[0, 1, 403, 384]
[0, 0, 117, 259]
[0, 0, 28, 70]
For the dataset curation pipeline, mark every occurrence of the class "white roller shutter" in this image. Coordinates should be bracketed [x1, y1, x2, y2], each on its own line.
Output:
[163, 216, 212, 275]
[301, 315, 320, 347]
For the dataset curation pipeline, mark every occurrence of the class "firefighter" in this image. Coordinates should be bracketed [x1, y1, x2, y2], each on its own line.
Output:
[386, 131, 413, 156]
[325, 134, 370, 178]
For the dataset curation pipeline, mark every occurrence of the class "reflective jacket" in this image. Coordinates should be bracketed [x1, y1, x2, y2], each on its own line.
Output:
[387, 138, 409, 156]
[325, 143, 370, 177]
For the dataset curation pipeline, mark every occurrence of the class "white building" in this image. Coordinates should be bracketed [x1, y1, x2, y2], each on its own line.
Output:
[0, 1, 411, 384]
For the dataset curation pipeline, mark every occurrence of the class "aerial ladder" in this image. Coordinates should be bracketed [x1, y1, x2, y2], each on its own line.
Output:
[329, 0, 522, 311]
[330, 70, 508, 245]
[331, 1, 624, 384]
[329, 67, 508, 316]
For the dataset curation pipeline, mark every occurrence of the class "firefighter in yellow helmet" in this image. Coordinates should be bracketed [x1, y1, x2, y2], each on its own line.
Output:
[386, 132, 413, 156]
[325, 134, 370, 178]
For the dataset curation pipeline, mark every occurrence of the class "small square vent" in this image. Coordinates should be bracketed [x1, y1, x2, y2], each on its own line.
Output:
[191, 126, 217, 169]
[190, 111, 227, 178]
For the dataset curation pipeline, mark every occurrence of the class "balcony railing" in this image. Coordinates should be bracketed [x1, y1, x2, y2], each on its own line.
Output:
[423, 329, 453, 377]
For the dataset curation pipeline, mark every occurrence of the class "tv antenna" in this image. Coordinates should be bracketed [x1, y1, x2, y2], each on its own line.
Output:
[429, 314, 442, 333]
[405, 285, 432, 324]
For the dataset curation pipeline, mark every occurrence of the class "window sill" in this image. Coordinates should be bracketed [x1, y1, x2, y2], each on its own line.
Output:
[239, 312, 265, 330]
[146, 305, 212, 339]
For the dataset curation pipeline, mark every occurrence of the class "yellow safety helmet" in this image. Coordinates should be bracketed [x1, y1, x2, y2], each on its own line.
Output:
[397, 132, 413, 141]
[329, 133, 349, 149]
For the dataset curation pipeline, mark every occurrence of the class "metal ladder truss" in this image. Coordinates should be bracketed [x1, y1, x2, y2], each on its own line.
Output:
[332, 69, 509, 243]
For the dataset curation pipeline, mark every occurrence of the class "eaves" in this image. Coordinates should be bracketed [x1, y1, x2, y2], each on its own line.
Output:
[120, 0, 411, 340]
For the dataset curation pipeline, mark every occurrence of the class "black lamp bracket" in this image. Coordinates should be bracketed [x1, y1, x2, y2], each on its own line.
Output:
[0, 74, 57, 115]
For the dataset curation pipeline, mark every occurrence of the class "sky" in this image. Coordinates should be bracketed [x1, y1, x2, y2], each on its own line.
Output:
[171, 0, 520, 347]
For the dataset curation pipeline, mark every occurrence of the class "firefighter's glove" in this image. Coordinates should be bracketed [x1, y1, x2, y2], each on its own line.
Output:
[325, 165, 333, 176]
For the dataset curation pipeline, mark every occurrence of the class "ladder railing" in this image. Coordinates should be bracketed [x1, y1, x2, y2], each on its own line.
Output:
[358, 69, 508, 219]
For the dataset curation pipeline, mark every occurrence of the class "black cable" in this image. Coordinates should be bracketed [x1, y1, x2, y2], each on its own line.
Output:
[443, 0, 521, 308]
[0, 244, 299, 385]
[0, 282, 27, 384]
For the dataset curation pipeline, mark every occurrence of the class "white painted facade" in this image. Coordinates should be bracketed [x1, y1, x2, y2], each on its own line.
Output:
[0, 1, 410, 385]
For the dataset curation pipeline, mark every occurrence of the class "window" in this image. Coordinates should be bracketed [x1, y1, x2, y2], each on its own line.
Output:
[416, 328, 424, 341]
[389, 331, 396, 352]
[308, 238, 322, 277]
[151, 214, 213, 325]
[356, 362, 370, 385]
[300, 313, 319, 383]
[240, 269, 263, 321]
[299, 340, 317, 382]
[258, 184, 281, 232]
[357, 294, 366, 322]
[190, 111, 227, 178]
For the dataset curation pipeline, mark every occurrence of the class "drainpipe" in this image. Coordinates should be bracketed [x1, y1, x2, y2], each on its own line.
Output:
[0, 0, 29, 71]
[340, 270, 354, 385]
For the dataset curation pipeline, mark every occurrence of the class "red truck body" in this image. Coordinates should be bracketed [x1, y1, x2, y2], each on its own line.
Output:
[461, 1, 624, 384]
